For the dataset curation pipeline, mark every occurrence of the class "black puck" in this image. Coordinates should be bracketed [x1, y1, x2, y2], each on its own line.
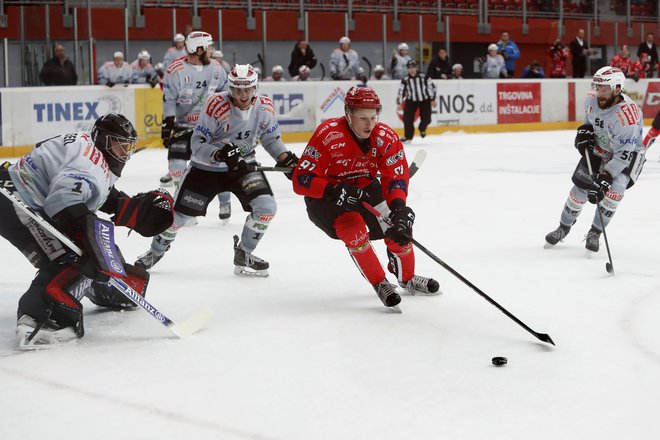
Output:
[492, 356, 507, 366]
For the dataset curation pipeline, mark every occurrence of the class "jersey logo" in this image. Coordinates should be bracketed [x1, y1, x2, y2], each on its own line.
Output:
[323, 131, 344, 146]
[302, 145, 321, 160]
[618, 104, 638, 126]
[260, 96, 274, 107]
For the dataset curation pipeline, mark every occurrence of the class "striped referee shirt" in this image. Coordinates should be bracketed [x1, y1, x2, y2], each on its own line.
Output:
[396, 73, 437, 104]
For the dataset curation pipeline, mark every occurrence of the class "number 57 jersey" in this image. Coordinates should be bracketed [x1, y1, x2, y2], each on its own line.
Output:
[9, 133, 118, 218]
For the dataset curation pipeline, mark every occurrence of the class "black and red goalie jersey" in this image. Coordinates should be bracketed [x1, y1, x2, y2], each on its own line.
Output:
[292, 116, 410, 206]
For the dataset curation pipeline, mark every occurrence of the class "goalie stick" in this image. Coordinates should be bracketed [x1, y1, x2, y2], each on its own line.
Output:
[361, 201, 555, 346]
[256, 148, 427, 177]
[0, 186, 212, 338]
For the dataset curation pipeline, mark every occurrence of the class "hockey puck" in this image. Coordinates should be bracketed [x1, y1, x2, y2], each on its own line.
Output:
[491, 356, 507, 366]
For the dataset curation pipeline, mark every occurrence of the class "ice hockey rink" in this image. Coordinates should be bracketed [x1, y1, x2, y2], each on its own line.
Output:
[1, 129, 659, 439]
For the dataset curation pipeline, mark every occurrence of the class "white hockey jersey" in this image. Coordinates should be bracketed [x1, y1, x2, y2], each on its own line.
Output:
[130, 60, 156, 84]
[8, 132, 118, 219]
[329, 48, 360, 80]
[162, 58, 228, 128]
[190, 91, 287, 171]
[163, 47, 187, 70]
[97, 61, 133, 85]
[584, 93, 645, 177]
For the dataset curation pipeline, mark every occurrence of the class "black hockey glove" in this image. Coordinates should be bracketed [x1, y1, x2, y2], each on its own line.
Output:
[331, 72, 341, 80]
[148, 74, 159, 88]
[113, 189, 174, 237]
[161, 116, 176, 148]
[275, 151, 300, 180]
[574, 123, 595, 156]
[325, 182, 370, 211]
[386, 200, 415, 245]
[106, 81, 115, 88]
[212, 143, 246, 172]
[587, 171, 612, 204]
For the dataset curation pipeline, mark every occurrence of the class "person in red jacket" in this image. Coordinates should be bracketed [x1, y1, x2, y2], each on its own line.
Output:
[547, 39, 569, 78]
[291, 86, 439, 309]
[610, 45, 634, 77]
[631, 53, 653, 81]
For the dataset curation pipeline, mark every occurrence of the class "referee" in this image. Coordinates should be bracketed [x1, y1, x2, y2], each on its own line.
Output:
[396, 60, 437, 142]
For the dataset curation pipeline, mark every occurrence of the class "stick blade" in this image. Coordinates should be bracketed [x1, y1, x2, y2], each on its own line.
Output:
[168, 307, 214, 338]
[409, 149, 427, 177]
[606, 263, 614, 275]
[536, 332, 556, 346]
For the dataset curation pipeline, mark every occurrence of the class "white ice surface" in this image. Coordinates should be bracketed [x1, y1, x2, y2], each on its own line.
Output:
[1, 130, 659, 440]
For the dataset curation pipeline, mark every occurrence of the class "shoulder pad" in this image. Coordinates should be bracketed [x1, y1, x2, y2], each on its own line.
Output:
[167, 59, 185, 74]
[205, 94, 230, 119]
[258, 96, 274, 108]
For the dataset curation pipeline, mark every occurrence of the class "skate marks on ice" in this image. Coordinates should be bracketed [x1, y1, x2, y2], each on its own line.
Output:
[620, 285, 660, 366]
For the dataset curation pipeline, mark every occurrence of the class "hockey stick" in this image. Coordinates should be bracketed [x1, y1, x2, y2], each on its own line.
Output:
[360, 201, 555, 346]
[135, 128, 195, 154]
[319, 62, 326, 81]
[362, 56, 372, 79]
[584, 150, 614, 275]
[255, 148, 427, 177]
[0, 186, 212, 338]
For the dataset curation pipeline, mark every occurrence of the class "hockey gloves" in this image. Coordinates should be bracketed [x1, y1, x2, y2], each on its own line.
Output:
[587, 171, 612, 204]
[275, 151, 300, 180]
[212, 143, 246, 172]
[386, 200, 415, 245]
[161, 116, 176, 148]
[113, 190, 175, 237]
[574, 124, 595, 156]
[325, 182, 370, 211]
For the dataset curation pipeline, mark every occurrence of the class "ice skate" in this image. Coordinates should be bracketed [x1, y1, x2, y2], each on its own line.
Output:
[218, 202, 231, 225]
[584, 227, 601, 255]
[372, 279, 402, 310]
[135, 249, 165, 271]
[16, 314, 79, 350]
[233, 235, 269, 277]
[184, 216, 198, 227]
[544, 223, 571, 248]
[159, 172, 173, 186]
[399, 275, 440, 296]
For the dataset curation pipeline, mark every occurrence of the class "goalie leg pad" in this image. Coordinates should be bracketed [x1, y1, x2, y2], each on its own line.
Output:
[87, 263, 150, 310]
[335, 212, 385, 285]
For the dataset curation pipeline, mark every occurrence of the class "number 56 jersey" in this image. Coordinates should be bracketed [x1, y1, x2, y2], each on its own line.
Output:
[9, 133, 118, 218]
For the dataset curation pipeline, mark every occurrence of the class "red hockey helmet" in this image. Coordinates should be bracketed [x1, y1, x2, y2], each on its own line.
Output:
[344, 86, 382, 111]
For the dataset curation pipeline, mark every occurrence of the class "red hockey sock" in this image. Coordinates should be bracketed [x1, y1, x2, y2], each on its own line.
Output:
[385, 238, 415, 284]
[334, 212, 385, 285]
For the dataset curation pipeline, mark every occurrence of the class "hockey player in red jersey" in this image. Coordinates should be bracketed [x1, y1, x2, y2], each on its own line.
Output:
[610, 45, 634, 77]
[292, 86, 439, 309]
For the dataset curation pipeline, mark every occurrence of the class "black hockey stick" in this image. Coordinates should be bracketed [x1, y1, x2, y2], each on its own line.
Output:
[0, 186, 212, 338]
[256, 149, 427, 177]
[319, 62, 326, 81]
[584, 150, 614, 275]
[362, 56, 372, 79]
[361, 201, 555, 346]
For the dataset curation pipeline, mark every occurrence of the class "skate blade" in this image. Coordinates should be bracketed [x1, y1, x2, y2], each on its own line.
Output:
[543, 242, 556, 249]
[17, 331, 78, 351]
[387, 305, 402, 313]
[233, 266, 269, 278]
[585, 249, 597, 259]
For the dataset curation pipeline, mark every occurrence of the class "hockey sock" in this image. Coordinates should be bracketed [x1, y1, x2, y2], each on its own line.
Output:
[385, 239, 415, 285]
[592, 190, 622, 231]
[150, 211, 187, 254]
[560, 188, 587, 227]
[168, 159, 187, 189]
[240, 195, 277, 253]
[334, 212, 385, 285]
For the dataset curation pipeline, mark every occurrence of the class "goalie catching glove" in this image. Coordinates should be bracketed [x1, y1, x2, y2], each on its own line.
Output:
[113, 189, 174, 237]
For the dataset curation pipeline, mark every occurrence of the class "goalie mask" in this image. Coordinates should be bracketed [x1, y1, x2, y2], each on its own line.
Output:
[91, 113, 138, 176]
[228, 64, 259, 110]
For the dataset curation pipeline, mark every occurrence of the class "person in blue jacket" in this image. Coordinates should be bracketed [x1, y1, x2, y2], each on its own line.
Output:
[497, 31, 520, 77]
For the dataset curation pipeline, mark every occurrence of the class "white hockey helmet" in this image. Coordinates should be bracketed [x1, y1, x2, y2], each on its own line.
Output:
[374, 64, 385, 73]
[488, 43, 498, 52]
[173, 33, 185, 43]
[592, 66, 626, 91]
[185, 31, 213, 54]
[272, 65, 284, 74]
[229, 64, 259, 89]
[339, 36, 351, 45]
[398, 43, 409, 52]
[137, 50, 150, 61]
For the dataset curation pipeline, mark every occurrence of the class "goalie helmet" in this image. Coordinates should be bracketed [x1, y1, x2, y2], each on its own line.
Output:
[344, 86, 381, 111]
[92, 113, 138, 176]
[185, 31, 213, 54]
[592, 66, 626, 91]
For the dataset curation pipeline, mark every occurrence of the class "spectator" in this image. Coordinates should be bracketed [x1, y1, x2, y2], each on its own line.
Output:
[330, 36, 360, 80]
[547, 39, 570, 78]
[288, 40, 317, 78]
[450, 64, 463, 79]
[39, 44, 77, 86]
[163, 34, 187, 70]
[131, 50, 157, 86]
[496, 31, 520, 77]
[97, 51, 132, 87]
[611, 45, 634, 77]
[292, 65, 311, 81]
[211, 50, 231, 74]
[389, 43, 412, 80]
[637, 32, 658, 78]
[264, 65, 285, 82]
[631, 53, 653, 81]
[481, 44, 507, 78]
[396, 60, 437, 142]
[371, 64, 390, 80]
[427, 47, 452, 79]
[521, 60, 545, 78]
[570, 28, 589, 78]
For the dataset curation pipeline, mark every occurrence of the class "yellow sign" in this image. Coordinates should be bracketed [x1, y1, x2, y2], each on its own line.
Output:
[134, 87, 163, 148]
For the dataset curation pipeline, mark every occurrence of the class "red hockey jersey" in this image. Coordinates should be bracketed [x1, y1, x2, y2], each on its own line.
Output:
[292, 117, 409, 206]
